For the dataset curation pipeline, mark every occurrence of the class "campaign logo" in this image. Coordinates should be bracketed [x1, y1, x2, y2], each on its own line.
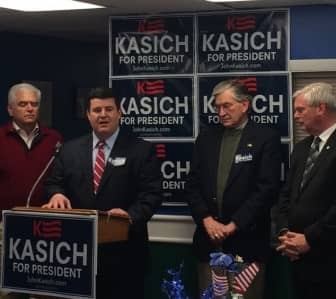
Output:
[155, 143, 167, 159]
[238, 77, 257, 93]
[137, 18, 165, 33]
[137, 80, 165, 95]
[33, 220, 61, 238]
[227, 15, 256, 31]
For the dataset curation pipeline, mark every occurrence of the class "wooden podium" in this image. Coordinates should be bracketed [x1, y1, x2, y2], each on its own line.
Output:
[12, 206, 131, 243]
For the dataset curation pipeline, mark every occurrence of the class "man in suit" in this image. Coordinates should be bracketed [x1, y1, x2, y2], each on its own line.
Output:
[185, 79, 281, 299]
[276, 82, 336, 299]
[43, 88, 162, 299]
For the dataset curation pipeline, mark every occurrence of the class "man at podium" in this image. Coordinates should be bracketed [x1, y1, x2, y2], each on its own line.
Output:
[43, 88, 162, 299]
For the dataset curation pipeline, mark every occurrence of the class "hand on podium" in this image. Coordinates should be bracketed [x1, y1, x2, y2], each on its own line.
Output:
[42, 193, 72, 209]
[40, 195, 131, 243]
[107, 208, 132, 224]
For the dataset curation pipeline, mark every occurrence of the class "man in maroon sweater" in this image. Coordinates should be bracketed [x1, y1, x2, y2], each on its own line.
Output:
[0, 83, 62, 298]
[0, 83, 62, 210]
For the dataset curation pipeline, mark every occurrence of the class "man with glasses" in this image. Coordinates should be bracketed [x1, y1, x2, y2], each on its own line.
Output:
[0, 83, 62, 298]
[186, 79, 281, 299]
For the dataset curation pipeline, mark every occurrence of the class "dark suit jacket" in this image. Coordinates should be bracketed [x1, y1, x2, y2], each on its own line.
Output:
[186, 121, 281, 262]
[277, 131, 336, 282]
[45, 129, 162, 272]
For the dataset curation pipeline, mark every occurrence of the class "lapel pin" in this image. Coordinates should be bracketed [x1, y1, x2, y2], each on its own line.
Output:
[326, 145, 330, 150]
[247, 143, 253, 148]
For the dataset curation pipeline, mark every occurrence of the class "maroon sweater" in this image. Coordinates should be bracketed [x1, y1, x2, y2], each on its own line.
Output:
[0, 122, 62, 213]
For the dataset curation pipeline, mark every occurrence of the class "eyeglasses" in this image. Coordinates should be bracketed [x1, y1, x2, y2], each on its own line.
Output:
[17, 101, 40, 108]
[213, 103, 234, 113]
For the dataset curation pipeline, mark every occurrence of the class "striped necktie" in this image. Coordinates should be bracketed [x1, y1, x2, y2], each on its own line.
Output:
[93, 140, 105, 193]
[300, 136, 321, 189]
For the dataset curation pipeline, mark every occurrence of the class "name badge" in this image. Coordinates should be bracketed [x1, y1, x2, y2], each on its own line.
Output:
[108, 157, 126, 167]
[235, 154, 253, 164]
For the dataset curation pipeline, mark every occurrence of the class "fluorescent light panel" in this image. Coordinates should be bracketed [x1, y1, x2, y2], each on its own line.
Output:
[0, 0, 104, 11]
[206, 0, 253, 2]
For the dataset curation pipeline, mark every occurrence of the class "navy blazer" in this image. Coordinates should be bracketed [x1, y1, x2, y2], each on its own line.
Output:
[186, 121, 281, 262]
[277, 130, 336, 281]
[45, 129, 162, 267]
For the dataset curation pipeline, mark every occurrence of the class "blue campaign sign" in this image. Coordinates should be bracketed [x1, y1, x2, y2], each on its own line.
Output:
[111, 77, 195, 141]
[198, 10, 288, 72]
[110, 15, 194, 76]
[1, 211, 97, 299]
[198, 74, 290, 138]
[153, 142, 193, 205]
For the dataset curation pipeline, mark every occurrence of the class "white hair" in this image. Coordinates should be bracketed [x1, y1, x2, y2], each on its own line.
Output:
[293, 82, 336, 111]
[8, 83, 41, 106]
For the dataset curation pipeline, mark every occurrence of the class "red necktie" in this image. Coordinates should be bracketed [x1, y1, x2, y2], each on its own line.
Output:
[93, 140, 105, 193]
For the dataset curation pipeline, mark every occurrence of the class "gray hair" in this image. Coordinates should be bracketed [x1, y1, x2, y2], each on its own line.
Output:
[293, 82, 336, 111]
[212, 79, 252, 103]
[8, 83, 41, 106]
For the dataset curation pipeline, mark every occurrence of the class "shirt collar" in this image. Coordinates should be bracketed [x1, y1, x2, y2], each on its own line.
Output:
[92, 128, 120, 150]
[318, 122, 336, 144]
[236, 119, 248, 130]
[226, 119, 248, 132]
[12, 121, 39, 136]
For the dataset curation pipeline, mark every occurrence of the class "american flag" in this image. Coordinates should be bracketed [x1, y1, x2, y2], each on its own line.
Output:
[211, 269, 229, 296]
[232, 262, 260, 294]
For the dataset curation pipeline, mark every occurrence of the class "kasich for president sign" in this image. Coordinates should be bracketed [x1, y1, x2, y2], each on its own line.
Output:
[1, 210, 97, 299]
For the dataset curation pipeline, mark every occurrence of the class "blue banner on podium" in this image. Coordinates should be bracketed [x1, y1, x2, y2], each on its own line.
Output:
[1, 210, 97, 299]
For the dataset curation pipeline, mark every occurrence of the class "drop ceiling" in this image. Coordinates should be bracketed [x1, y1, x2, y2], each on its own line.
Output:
[0, 0, 334, 42]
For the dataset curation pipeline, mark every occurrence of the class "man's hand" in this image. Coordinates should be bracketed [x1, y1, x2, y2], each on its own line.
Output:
[222, 221, 237, 236]
[42, 193, 72, 209]
[108, 208, 130, 218]
[276, 231, 310, 261]
[203, 217, 237, 243]
[107, 208, 132, 224]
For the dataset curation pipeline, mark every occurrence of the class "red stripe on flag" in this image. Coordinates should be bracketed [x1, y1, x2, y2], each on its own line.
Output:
[232, 263, 260, 294]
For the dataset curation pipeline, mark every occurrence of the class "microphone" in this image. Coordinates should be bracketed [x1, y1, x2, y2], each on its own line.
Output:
[26, 141, 62, 208]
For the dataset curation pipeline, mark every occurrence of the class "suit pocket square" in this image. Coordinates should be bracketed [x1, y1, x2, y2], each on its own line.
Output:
[108, 157, 126, 167]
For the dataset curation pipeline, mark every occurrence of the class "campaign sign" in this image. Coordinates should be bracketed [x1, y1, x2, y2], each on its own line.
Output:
[111, 77, 195, 140]
[1, 211, 97, 299]
[198, 74, 290, 138]
[198, 10, 288, 72]
[110, 15, 194, 76]
[153, 142, 193, 205]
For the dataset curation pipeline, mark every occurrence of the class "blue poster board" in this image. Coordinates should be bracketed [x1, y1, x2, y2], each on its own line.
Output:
[198, 11, 288, 72]
[198, 73, 290, 138]
[1, 210, 97, 299]
[110, 15, 194, 76]
[111, 77, 195, 141]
